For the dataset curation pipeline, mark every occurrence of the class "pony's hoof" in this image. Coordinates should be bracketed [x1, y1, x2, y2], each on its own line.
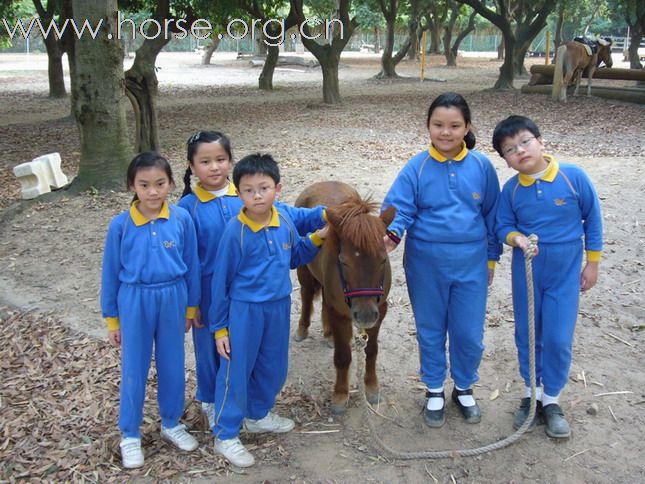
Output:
[330, 403, 347, 416]
[293, 330, 308, 342]
[324, 337, 334, 349]
[366, 391, 381, 406]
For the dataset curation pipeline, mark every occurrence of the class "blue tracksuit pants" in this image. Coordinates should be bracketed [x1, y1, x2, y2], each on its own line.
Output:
[118, 279, 187, 438]
[404, 238, 488, 389]
[512, 240, 582, 396]
[193, 273, 219, 403]
[212, 297, 291, 440]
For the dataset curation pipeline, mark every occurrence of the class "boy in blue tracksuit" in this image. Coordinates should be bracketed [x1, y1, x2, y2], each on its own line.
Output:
[382, 93, 501, 428]
[208, 153, 328, 468]
[493, 115, 603, 439]
[101, 152, 201, 469]
[178, 131, 326, 428]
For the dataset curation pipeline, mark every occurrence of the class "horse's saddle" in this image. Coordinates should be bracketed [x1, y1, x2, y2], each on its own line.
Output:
[573, 36, 597, 55]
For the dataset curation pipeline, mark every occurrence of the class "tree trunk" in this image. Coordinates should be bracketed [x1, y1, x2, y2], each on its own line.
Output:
[513, 40, 531, 76]
[259, 44, 279, 90]
[497, 38, 504, 60]
[124, 2, 172, 153]
[201, 37, 220, 65]
[628, 32, 643, 69]
[321, 55, 342, 104]
[374, 27, 380, 52]
[407, 0, 420, 60]
[495, 32, 515, 89]
[71, 0, 131, 192]
[554, 5, 565, 48]
[291, 0, 355, 104]
[378, 0, 398, 78]
[43, 35, 66, 98]
[429, 23, 442, 53]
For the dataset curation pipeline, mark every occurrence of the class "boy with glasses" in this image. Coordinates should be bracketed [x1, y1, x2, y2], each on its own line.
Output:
[208, 153, 328, 467]
[493, 116, 603, 439]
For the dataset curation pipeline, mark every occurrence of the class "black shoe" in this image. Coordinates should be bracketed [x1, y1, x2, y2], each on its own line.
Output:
[451, 388, 481, 424]
[543, 403, 571, 439]
[423, 391, 446, 428]
[513, 398, 544, 431]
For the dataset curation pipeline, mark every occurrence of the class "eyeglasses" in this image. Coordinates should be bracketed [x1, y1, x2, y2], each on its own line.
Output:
[239, 186, 275, 197]
[502, 137, 535, 156]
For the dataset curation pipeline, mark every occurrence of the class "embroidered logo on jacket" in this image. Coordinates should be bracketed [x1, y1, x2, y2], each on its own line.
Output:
[282, 242, 291, 250]
[163, 240, 176, 248]
[472, 192, 481, 200]
[554, 198, 566, 206]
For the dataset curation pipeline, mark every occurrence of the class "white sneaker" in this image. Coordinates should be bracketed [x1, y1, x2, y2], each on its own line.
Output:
[120, 437, 144, 469]
[244, 411, 294, 433]
[214, 437, 255, 467]
[160, 424, 198, 451]
[201, 402, 215, 429]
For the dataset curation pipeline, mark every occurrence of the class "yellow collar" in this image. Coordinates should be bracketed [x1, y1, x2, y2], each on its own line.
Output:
[129, 200, 170, 226]
[194, 181, 237, 202]
[429, 141, 468, 162]
[237, 205, 280, 232]
[518, 155, 559, 186]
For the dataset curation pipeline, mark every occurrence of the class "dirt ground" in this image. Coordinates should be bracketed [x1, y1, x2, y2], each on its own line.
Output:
[1, 51, 644, 483]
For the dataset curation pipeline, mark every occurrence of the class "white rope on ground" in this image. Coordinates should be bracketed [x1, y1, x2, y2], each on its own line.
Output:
[353, 235, 539, 459]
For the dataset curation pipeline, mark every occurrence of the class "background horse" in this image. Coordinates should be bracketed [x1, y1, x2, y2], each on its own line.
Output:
[552, 37, 613, 102]
[294, 181, 395, 414]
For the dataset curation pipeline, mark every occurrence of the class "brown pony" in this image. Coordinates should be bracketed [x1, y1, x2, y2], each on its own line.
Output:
[294, 181, 395, 414]
[552, 37, 613, 102]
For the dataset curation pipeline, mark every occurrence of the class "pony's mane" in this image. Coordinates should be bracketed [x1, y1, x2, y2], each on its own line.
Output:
[326, 194, 385, 257]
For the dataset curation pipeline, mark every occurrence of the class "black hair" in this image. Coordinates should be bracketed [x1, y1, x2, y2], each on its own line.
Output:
[426, 92, 476, 149]
[127, 151, 174, 202]
[492, 115, 542, 157]
[233, 153, 280, 189]
[182, 130, 233, 198]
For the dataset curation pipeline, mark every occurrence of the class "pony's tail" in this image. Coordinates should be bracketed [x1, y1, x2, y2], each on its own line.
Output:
[552, 44, 567, 101]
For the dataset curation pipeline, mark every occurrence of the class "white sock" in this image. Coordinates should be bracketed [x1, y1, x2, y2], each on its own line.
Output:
[426, 387, 444, 411]
[542, 392, 560, 406]
[455, 385, 476, 407]
[524, 386, 543, 400]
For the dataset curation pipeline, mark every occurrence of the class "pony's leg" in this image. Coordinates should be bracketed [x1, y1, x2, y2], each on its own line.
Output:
[572, 69, 582, 97]
[294, 265, 319, 342]
[586, 66, 595, 97]
[562, 69, 574, 102]
[364, 302, 388, 405]
[327, 304, 353, 415]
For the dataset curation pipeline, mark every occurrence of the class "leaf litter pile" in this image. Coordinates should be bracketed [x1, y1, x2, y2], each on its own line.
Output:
[0, 308, 324, 481]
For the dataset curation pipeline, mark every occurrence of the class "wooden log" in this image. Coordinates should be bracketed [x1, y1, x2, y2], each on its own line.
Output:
[521, 83, 645, 104]
[529, 64, 645, 82]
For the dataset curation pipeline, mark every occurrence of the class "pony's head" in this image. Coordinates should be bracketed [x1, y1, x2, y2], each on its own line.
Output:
[597, 37, 613, 68]
[325, 195, 395, 329]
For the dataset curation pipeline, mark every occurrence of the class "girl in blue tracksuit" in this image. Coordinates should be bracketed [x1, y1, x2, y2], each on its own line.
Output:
[208, 154, 328, 468]
[493, 115, 602, 439]
[382, 93, 501, 428]
[178, 132, 327, 430]
[101, 152, 200, 469]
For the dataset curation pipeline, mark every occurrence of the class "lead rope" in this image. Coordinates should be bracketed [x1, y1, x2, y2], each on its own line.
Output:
[353, 234, 539, 459]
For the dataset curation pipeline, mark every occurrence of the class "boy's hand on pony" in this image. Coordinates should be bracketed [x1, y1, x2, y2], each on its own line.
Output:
[383, 235, 398, 253]
[216, 335, 231, 360]
[580, 262, 599, 292]
[317, 225, 330, 240]
[108, 330, 121, 347]
[512, 234, 540, 257]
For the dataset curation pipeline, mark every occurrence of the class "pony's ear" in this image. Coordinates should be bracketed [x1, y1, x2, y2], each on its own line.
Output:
[380, 206, 396, 227]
